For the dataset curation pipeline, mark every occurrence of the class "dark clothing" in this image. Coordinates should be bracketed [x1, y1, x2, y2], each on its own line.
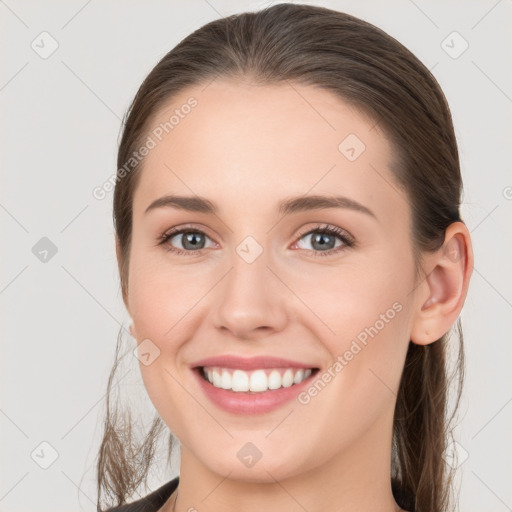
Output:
[104, 477, 178, 512]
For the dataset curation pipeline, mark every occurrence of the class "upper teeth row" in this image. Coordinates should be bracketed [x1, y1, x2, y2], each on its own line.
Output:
[202, 367, 313, 393]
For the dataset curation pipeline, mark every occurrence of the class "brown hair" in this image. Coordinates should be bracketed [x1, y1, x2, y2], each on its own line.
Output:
[97, 4, 466, 511]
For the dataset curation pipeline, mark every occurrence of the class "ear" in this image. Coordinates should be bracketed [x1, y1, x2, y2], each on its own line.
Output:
[115, 236, 130, 313]
[410, 221, 474, 345]
[116, 237, 138, 339]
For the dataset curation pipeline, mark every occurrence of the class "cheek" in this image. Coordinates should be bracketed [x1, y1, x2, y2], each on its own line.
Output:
[295, 256, 413, 406]
[290, 253, 412, 343]
[126, 255, 201, 437]
[291, 303, 410, 463]
[127, 250, 210, 343]
[126, 253, 215, 417]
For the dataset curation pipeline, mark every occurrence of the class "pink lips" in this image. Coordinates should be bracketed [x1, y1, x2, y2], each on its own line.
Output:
[191, 355, 315, 371]
[191, 355, 318, 415]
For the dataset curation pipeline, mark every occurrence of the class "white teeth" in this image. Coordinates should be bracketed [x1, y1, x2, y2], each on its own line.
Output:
[232, 369, 249, 391]
[212, 369, 222, 388]
[268, 370, 282, 390]
[281, 369, 294, 388]
[249, 370, 268, 392]
[202, 366, 314, 393]
[220, 370, 232, 390]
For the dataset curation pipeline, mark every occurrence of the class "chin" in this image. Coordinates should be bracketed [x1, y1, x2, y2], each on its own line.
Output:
[195, 440, 314, 484]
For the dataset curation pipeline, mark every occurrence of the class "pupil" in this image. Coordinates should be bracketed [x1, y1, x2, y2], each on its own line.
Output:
[312, 233, 334, 251]
[183, 232, 204, 250]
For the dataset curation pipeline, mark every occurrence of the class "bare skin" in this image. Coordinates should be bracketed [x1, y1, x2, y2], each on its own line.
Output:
[118, 78, 473, 512]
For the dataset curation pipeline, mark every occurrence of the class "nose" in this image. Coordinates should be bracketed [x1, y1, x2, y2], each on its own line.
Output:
[211, 247, 288, 341]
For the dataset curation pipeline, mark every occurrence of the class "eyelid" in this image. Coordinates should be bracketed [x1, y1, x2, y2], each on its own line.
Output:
[157, 223, 215, 243]
[294, 223, 355, 245]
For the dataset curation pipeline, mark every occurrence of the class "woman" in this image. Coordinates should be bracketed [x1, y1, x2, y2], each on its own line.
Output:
[97, 3, 473, 512]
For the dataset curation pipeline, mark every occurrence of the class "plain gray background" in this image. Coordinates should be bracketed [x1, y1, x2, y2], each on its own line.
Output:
[1, 1, 511, 511]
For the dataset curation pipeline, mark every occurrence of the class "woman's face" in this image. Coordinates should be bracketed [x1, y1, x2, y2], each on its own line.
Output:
[125, 79, 421, 482]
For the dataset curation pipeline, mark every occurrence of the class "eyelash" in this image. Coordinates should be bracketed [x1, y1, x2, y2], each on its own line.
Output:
[156, 224, 355, 258]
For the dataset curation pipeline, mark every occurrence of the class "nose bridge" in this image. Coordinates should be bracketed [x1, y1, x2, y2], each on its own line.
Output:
[231, 237, 271, 297]
[211, 234, 288, 338]
[227, 235, 274, 307]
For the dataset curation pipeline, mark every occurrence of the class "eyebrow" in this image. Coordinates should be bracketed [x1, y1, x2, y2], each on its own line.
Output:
[144, 194, 376, 219]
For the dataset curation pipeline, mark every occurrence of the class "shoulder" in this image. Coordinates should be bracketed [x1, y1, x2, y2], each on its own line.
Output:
[103, 476, 179, 512]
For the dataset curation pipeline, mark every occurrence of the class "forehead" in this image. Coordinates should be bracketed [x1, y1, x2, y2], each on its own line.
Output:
[132, 79, 407, 220]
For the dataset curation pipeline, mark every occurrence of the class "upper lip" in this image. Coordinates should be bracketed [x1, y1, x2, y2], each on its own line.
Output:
[191, 355, 318, 371]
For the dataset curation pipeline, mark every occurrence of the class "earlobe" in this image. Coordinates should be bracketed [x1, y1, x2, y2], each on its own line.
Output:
[410, 222, 473, 345]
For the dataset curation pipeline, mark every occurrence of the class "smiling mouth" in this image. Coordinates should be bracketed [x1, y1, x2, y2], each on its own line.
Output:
[196, 366, 319, 393]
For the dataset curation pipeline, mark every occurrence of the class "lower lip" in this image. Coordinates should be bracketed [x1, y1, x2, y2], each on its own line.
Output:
[192, 368, 316, 415]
